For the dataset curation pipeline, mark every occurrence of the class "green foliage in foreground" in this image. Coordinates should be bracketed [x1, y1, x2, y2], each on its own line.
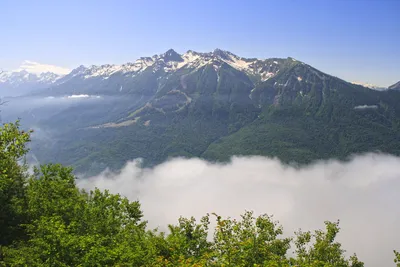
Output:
[0, 122, 398, 266]
[395, 250, 400, 267]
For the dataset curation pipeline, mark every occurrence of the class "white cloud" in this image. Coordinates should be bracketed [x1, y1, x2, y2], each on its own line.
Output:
[78, 154, 400, 266]
[354, 105, 378, 110]
[15, 60, 70, 75]
[67, 94, 90, 98]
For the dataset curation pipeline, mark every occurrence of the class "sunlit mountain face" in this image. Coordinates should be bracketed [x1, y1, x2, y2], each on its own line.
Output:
[1, 49, 400, 176]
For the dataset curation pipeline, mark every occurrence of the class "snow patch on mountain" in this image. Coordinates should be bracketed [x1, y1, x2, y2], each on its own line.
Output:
[223, 53, 253, 70]
[389, 81, 400, 90]
[354, 105, 378, 110]
[0, 60, 68, 87]
[0, 49, 291, 96]
[0, 70, 62, 85]
[81, 58, 157, 79]
[75, 49, 283, 81]
[351, 82, 387, 91]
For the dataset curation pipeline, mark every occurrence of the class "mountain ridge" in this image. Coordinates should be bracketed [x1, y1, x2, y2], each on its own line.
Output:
[2, 49, 400, 175]
[389, 81, 400, 90]
[2, 50, 396, 98]
[61, 48, 290, 83]
[0, 69, 63, 97]
[351, 81, 387, 91]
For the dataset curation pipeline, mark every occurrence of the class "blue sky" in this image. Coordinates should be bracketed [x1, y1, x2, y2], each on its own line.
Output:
[1, 0, 399, 86]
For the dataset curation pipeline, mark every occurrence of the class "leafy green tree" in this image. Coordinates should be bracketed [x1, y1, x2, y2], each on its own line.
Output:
[2, 162, 152, 266]
[153, 215, 213, 266]
[0, 121, 31, 246]
[395, 250, 400, 267]
[212, 211, 291, 266]
[293, 220, 363, 267]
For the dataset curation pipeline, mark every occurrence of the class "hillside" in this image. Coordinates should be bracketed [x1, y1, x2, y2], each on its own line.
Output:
[4, 49, 400, 175]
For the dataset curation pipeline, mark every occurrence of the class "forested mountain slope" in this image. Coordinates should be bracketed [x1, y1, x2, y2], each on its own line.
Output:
[5, 49, 399, 175]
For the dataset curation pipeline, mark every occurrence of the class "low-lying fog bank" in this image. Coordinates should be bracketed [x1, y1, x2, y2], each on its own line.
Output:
[79, 154, 400, 266]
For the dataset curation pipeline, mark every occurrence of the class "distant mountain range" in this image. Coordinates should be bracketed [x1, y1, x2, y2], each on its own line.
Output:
[0, 70, 62, 97]
[2, 49, 400, 175]
[350, 82, 387, 91]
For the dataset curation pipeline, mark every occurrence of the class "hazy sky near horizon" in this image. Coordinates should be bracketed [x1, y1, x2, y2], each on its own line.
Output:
[1, 0, 399, 86]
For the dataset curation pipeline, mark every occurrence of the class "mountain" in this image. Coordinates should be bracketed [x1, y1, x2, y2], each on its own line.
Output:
[6, 49, 400, 175]
[0, 70, 62, 97]
[32, 48, 284, 97]
[351, 82, 387, 91]
[389, 81, 400, 90]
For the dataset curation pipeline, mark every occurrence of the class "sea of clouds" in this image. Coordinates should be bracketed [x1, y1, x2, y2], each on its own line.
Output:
[78, 153, 400, 266]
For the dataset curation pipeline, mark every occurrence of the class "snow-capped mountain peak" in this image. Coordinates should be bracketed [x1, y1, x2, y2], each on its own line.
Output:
[351, 81, 387, 91]
[1, 50, 301, 97]
[162, 49, 184, 62]
[73, 49, 287, 81]
[1, 50, 294, 96]
[0, 61, 68, 96]
[0, 60, 69, 92]
[38, 72, 61, 83]
[212, 48, 235, 60]
[0, 69, 62, 84]
[389, 81, 400, 90]
[69, 65, 88, 77]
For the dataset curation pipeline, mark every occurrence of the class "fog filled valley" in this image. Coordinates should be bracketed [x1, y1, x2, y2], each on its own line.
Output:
[2, 1, 400, 264]
[1, 94, 150, 170]
[2, 79, 400, 265]
[79, 154, 400, 266]
[1, 117, 400, 265]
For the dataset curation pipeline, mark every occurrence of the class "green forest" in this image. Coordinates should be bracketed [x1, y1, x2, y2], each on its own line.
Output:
[1, 121, 399, 266]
